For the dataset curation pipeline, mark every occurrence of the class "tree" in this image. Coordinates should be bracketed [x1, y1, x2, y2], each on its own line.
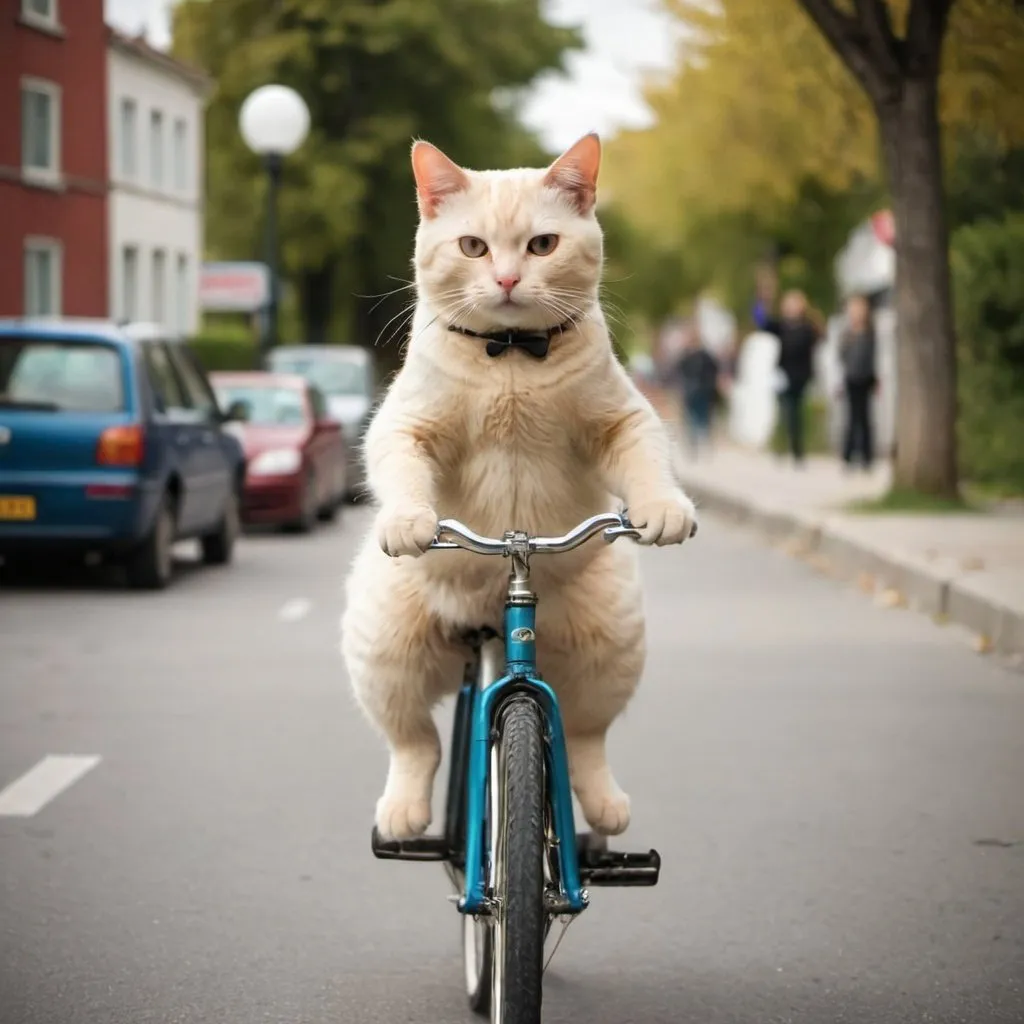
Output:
[605, 0, 1024, 496]
[172, 0, 580, 370]
[791, 0, 1024, 497]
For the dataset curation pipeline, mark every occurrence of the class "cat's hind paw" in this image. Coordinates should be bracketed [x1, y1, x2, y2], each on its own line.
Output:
[578, 786, 631, 836]
[375, 792, 433, 840]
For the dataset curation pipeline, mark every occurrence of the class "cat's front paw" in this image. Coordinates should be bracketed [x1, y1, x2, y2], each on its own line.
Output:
[376, 504, 439, 558]
[628, 492, 697, 546]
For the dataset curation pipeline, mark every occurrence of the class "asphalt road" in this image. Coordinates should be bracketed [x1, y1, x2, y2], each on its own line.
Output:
[1, 506, 1023, 1024]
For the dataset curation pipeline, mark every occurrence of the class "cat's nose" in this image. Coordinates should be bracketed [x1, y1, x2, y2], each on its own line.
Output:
[496, 274, 520, 294]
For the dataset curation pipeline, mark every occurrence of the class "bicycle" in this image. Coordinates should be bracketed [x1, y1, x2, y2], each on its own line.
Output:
[370, 510, 696, 1023]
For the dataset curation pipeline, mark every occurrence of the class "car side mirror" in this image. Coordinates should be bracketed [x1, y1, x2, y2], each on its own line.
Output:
[223, 399, 250, 423]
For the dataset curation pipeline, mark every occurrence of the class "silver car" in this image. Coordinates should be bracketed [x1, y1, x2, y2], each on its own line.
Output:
[264, 345, 376, 500]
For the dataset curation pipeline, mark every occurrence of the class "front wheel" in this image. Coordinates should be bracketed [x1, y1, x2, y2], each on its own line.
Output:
[488, 697, 547, 1024]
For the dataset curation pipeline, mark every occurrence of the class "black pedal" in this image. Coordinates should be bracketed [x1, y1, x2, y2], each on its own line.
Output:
[577, 837, 661, 887]
[370, 827, 449, 862]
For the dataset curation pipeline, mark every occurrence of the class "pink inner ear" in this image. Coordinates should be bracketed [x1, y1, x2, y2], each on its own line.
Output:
[411, 141, 469, 218]
[543, 132, 601, 213]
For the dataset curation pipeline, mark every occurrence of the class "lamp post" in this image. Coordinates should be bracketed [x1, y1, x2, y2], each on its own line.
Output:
[239, 84, 310, 355]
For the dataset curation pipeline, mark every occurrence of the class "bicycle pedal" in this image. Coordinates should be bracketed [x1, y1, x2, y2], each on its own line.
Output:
[577, 846, 661, 887]
[370, 826, 449, 862]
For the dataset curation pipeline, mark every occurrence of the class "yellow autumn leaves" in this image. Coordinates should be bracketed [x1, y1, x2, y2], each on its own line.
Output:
[606, 0, 1024, 246]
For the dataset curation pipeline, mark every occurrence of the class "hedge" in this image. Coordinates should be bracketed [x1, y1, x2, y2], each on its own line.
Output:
[187, 334, 261, 373]
[951, 215, 1024, 494]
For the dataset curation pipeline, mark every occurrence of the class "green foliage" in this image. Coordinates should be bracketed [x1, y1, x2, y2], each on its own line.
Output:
[948, 134, 1024, 231]
[848, 489, 975, 514]
[951, 213, 1024, 494]
[172, 0, 581, 365]
[188, 334, 260, 373]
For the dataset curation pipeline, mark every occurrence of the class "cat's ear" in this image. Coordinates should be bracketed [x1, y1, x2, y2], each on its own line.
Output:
[411, 140, 469, 219]
[543, 132, 601, 214]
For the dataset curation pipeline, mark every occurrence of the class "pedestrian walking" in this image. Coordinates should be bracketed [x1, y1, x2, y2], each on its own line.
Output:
[672, 327, 720, 459]
[837, 294, 877, 470]
[755, 289, 820, 465]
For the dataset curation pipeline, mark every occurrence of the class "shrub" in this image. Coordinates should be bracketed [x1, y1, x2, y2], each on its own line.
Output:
[188, 334, 260, 373]
[951, 215, 1024, 494]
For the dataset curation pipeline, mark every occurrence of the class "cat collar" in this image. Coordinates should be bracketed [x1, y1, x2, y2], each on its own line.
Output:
[446, 320, 574, 359]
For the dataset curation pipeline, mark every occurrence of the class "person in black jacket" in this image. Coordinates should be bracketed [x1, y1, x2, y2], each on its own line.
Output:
[837, 294, 878, 470]
[756, 289, 821, 464]
[672, 328, 720, 459]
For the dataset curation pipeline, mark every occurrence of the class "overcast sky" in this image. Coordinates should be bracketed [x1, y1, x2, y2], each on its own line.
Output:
[104, 0, 680, 151]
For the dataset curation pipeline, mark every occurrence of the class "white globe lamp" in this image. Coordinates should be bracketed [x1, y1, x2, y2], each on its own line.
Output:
[239, 84, 310, 157]
[238, 85, 310, 353]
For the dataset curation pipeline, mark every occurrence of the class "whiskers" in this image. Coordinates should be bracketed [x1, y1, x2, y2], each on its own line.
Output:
[371, 285, 466, 351]
[538, 288, 588, 332]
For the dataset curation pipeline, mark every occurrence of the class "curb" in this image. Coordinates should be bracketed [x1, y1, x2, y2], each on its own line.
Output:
[681, 476, 1024, 658]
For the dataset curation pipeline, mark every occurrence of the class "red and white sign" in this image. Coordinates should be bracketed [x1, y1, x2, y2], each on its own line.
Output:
[870, 210, 895, 248]
[199, 262, 270, 312]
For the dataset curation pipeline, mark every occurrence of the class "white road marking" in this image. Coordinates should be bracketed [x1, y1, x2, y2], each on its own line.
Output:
[0, 755, 101, 817]
[278, 598, 312, 622]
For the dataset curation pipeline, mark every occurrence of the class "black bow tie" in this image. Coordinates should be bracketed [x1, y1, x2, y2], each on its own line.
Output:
[447, 321, 574, 359]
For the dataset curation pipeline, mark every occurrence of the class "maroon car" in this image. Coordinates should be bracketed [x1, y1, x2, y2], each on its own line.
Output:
[210, 372, 347, 531]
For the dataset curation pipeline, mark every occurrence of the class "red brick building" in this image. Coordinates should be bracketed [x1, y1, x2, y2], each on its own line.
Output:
[0, 0, 109, 317]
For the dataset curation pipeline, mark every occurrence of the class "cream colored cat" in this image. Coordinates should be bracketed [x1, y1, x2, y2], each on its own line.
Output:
[341, 133, 696, 841]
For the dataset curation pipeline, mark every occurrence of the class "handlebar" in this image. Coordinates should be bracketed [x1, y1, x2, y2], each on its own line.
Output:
[430, 511, 696, 557]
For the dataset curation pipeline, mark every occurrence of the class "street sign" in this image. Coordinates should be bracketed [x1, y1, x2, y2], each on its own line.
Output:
[870, 209, 895, 247]
[199, 262, 270, 312]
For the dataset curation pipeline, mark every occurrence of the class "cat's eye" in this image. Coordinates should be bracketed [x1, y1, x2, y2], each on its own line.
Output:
[459, 236, 489, 258]
[527, 234, 559, 256]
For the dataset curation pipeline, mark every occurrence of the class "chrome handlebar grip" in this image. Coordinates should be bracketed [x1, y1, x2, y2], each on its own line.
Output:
[432, 519, 509, 555]
[529, 512, 633, 553]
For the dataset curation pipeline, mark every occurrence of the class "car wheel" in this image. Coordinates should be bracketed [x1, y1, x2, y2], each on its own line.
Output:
[285, 472, 317, 534]
[201, 488, 239, 565]
[126, 493, 176, 590]
[317, 467, 345, 523]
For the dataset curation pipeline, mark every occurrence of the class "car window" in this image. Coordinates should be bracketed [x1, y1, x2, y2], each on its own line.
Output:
[268, 352, 369, 396]
[0, 338, 125, 413]
[167, 344, 218, 419]
[142, 341, 189, 413]
[212, 384, 308, 426]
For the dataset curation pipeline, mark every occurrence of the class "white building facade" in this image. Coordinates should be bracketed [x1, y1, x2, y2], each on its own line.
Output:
[107, 30, 208, 336]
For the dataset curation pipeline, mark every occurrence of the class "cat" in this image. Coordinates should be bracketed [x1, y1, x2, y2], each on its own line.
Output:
[341, 133, 697, 841]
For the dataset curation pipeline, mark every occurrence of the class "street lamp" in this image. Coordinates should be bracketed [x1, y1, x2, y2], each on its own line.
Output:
[239, 84, 311, 354]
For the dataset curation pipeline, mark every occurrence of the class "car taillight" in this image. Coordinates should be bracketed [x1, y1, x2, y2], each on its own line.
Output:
[97, 424, 145, 466]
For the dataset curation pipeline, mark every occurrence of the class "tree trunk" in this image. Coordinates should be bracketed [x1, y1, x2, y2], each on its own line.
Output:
[878, 76, 958, 497]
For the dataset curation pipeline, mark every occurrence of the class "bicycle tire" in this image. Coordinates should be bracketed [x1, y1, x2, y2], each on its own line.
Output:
[491, 696, 546, 1024]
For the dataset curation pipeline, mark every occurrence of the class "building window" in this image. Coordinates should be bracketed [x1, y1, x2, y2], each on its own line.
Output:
[175, 255, 190, 334]
[24, 238, 62, 316]
[21, 78, 61, 185]
[152, 249, 167, 325]
[122, 246, 139, 321]
[149, 110, 164, 188]
[173, 119, 188, 191]
[119, 98, 137, 179]
[21, 0, 59, 30]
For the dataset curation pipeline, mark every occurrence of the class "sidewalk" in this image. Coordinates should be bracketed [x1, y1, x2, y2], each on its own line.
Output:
[672, 445, 1024, 659]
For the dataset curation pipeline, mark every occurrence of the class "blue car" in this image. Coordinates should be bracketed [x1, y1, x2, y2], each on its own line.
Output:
[0, 319, 246, 589]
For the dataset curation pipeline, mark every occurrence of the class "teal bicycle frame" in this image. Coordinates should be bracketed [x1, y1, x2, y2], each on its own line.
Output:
[371, 511, 685, 915]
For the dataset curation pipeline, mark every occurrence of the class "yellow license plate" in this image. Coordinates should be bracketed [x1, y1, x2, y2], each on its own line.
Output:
[0, 496, 36, 520]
